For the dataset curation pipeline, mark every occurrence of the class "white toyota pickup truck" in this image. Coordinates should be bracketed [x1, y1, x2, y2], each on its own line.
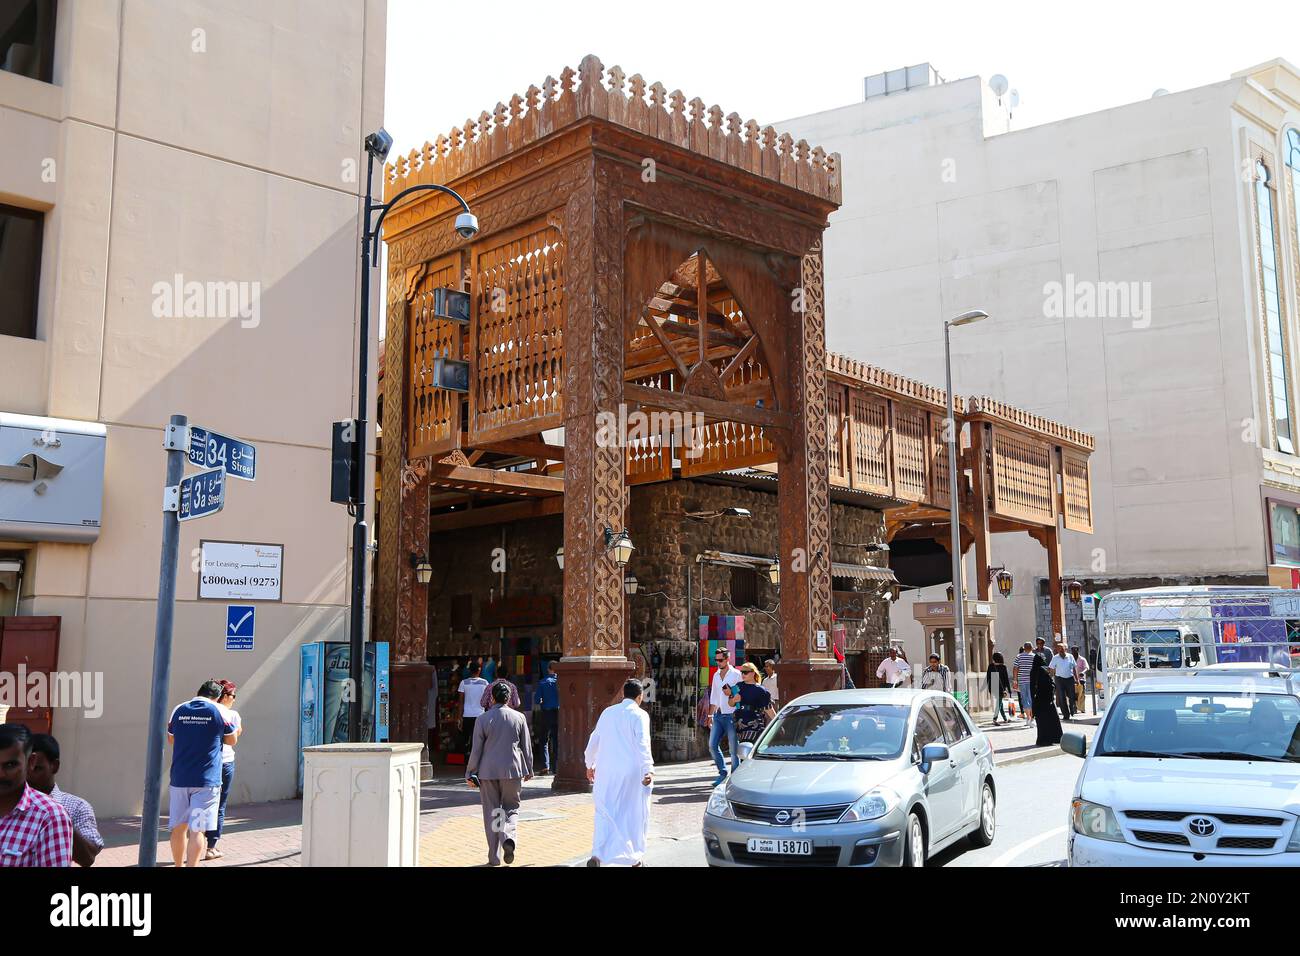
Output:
[1063, 668, 1300, 866]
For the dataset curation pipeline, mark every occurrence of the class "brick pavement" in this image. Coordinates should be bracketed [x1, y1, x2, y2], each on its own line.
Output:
[95, 759, 720, 868]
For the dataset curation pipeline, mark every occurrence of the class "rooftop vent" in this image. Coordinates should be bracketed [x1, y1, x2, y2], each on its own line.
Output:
[864, 63, 945, 100]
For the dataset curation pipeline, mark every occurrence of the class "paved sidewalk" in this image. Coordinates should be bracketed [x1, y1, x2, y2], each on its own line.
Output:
[979, 706, 1101, 766]
[95, 759, 720, 869]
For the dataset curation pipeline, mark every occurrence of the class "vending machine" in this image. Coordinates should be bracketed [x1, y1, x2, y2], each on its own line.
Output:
[298, 641, 390, 792]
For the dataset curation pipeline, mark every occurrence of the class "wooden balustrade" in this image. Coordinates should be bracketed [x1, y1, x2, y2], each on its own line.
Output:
[383, 54, 841, 206]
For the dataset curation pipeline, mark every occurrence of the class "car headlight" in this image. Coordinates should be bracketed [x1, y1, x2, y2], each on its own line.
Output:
[1287, 823, 1300, 852]
[841, 787, 901, 823]
[1071, 799, 1124, 843]
[705, 785, 734, 820]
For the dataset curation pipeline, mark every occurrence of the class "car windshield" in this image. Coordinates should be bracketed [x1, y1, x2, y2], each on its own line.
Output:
[1096, 692, 1300, 762]
[753, 703, 910, 760]
[1132, 629, 1182, 668]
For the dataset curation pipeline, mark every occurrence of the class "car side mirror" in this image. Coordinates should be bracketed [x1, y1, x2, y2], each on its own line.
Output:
[919, 742, 949, 774]
[1061, 731, 1088, 758]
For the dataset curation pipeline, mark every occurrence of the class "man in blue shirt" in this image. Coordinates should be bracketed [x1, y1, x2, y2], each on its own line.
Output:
[167, 680, 235, 867]
[536, 662, 560, 775]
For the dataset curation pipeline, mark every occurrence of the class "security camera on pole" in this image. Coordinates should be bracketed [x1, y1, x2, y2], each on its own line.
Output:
[944, 309, 988, 710]
[340, 129, 478, 742]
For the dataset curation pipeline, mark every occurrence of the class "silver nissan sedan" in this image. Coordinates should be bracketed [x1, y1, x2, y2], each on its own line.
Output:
[702, 689, 996, 866]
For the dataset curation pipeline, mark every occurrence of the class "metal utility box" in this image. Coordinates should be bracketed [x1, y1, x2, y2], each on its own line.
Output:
[0, 413, 106, 543]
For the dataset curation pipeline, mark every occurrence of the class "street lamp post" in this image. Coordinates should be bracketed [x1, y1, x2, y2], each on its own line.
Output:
[348, 128, 478, 741]
[944, 309, 988, 708]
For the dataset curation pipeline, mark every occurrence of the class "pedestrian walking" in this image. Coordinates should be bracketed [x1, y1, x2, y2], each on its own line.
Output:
[27, 733, 103, 867]
[1030, 655, 1062, 746]
[1033, 637, 1052, 666]
[457, 661, 490, 758]
[705, 649, 743, 785]
[1070, 646, 1090, 715]
[875, 646, 912, 688]
[1013, 643, 1036, 724]
[479, 663, 522, 711]
[584, 679, 654, 868]
[729, 663, 776, 759]
[0, 723, 73, 867]
[167, 680, 237, 867]
[465, 682, 533, 866]
[483, 654, 497, 682]
[919, 654, 952, 692]
[205, 680, 242, 859]
[985, 652, 1012, 725]
[761, 659, 779, 706]
[536, 661, 560, 775]
[1050, 644, 1077, 719]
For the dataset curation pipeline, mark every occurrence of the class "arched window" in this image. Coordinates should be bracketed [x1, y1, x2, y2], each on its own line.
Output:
[1256, 158, 1294, 454]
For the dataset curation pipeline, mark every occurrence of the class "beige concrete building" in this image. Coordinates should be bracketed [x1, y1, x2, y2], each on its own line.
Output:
[0, 0, 385, 816]
[780, 59, 1300, 659]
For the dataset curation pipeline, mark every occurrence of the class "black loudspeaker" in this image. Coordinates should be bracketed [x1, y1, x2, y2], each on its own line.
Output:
[330, 419, 361, 505]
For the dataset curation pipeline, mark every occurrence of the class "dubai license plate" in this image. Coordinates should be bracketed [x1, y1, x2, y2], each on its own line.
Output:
[747, 837, 812, 855]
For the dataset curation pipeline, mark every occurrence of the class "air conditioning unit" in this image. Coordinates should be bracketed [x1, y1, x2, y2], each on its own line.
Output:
[0, 412, 106, 543]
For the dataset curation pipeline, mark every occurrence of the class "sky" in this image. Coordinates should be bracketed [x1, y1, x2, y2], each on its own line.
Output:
[384, 0, 1300, 161]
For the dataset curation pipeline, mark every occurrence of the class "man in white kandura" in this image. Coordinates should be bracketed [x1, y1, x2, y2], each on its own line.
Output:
[584, 679, 655, 868]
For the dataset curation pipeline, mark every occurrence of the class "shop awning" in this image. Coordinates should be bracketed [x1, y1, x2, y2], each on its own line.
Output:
[830, 562, 897, 584]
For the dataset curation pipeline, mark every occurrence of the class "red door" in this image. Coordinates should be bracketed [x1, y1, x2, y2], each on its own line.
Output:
[0, 616, 61, 735]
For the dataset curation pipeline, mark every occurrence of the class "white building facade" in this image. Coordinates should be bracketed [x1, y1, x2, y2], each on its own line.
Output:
[781, 59, 1300, 659]
[0, 0, 385, 816]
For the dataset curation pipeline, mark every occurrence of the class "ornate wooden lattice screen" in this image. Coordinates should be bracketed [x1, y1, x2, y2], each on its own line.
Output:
[892, 404, 931, 503]
[990, 425, 1056, 525]
[849, 391, 892, 495]
[930, 417, 951, 511]
[827, 385, 847, 486]
[1061, 449, 1094, 532]
[468, 219, 565, 444]
[408, 257, 465, 458]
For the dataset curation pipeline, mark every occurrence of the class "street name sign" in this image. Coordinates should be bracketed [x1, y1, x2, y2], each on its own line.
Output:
[178, 467, 225, 522]
[189, 425, 256, 481]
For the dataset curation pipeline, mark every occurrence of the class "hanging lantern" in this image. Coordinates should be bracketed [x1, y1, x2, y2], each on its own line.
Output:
[1065, 579, 1084, 604]
[555, 546, 564, 570]
[889, 583, 902, 603]
[603, 528, 635, 567]
[409, 553, 433, 585]
[995, 568, 1013, 598]
[946, 584, 954, 602]
[767, 560, 781, 587]
[623, 571, 639, 595]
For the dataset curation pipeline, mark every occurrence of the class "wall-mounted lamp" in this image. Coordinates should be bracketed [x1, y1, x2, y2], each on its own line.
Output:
[555, 546, 564, 570]
[990, 566, 1014, 598]
[767, 560, 781, 587]
[410, 553, 433, 585]
[1064, 579, 1084, 604]
[623, 571, 639, 595]
[604, 528, 635, 567]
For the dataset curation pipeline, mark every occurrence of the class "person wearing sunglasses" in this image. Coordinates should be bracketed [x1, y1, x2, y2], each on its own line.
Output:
[204, 680, 242, 860]
[706, 649, 743, 785]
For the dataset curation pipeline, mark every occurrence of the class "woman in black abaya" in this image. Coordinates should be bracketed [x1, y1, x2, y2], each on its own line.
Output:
[1030, 653, 1062, 746]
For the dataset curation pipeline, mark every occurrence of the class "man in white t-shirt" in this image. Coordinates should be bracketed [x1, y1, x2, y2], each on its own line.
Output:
[705, 649, 743, 785]
[204, 679, 242, 860]
[457, 661, 491, 759]
[875, 647, 912, 688]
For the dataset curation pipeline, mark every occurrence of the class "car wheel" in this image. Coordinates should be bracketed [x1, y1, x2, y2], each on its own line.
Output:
[969, 780, 995, 847]
[904, 811, 926, 867]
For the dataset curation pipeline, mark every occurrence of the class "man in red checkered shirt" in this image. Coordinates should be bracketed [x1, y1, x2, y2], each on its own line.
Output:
[0, 724, 73, 867]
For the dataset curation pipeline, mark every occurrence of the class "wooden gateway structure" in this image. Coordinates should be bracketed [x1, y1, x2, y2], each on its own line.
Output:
[375, 55, 1096, 787]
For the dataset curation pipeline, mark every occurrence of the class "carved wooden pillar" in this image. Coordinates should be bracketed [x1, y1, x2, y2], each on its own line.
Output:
[553, 161, 632, 793]
[970, 423, 993, 603]
[378, 260, 434, 776]
[1044, 522, 1067, 645]
[776, 242, 840, 700]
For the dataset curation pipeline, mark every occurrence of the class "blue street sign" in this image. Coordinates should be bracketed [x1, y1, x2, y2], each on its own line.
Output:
[178, 467, 225, 522]
[226, 604, 255, 651]
[189, 425, 256, 481]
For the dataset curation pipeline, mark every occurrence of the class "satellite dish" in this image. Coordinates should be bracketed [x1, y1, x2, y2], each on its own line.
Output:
[989, 74, 1009, 97]
[1009, 89, 1020, 109]
[1152, 88, 1169, 97]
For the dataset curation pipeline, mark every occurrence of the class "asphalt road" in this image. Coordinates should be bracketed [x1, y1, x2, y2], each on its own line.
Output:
[642, 751, 1084, 868]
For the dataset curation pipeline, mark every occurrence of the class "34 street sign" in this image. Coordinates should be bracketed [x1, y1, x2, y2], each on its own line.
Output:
[177, 467, 225, 522]
[189, 425, 256, 481]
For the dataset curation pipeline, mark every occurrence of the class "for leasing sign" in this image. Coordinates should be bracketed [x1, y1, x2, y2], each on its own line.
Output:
[199, 540, 283, 601]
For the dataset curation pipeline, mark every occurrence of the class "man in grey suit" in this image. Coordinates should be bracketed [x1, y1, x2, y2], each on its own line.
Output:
[466, 682, 533, 866]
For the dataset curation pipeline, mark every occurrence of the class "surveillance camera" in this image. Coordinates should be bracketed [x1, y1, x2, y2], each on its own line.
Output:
[454, 211, 480, 240]
[364, 128, 393, 161]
